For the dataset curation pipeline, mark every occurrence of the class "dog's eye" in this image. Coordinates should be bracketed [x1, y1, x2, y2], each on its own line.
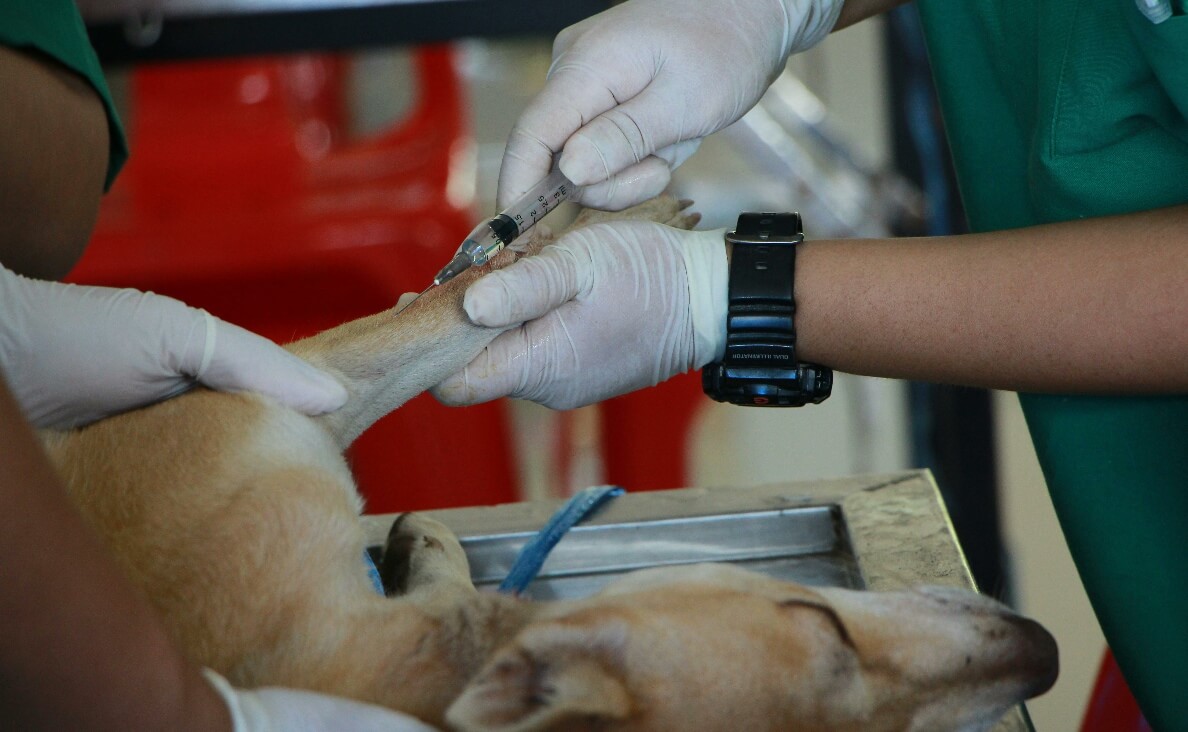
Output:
[777, 598, 855, 649]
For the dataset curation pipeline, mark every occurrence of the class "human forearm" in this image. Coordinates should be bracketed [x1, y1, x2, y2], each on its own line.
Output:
[0, 46, 108, 280]
[439, 203, 1186, 410]
[795, 206, 1188, 392]
[0, 383, 229, 732]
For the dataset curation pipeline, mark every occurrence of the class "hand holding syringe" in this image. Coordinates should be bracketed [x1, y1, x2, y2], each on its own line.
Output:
[432, 168, 577, 287]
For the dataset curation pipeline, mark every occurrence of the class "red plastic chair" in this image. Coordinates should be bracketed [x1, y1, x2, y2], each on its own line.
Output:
[71, 46, 517, 514]
[1080, 648, 1151, 732]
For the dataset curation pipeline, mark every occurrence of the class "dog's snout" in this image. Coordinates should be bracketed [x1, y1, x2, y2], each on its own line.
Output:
[1002, 615, 1059, 696]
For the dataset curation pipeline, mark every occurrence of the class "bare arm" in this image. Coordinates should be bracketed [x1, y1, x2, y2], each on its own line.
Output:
[0, 46, 109, 280]
[795, 206, 1188, 392]
[0, 382, 229, 731]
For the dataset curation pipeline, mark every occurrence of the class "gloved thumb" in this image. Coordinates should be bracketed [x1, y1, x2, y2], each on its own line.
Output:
[432, 328, 539, 407]
[178, 312, 348, 415]
[463, 244, 590, 328]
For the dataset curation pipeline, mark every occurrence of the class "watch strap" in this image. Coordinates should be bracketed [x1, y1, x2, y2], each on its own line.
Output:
[703, 212, 832, 407]
[723, 213, 803, 368]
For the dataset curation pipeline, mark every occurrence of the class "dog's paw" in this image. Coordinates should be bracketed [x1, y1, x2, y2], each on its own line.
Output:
[380, 513, 472, 597]
[570, 195, 701, 232]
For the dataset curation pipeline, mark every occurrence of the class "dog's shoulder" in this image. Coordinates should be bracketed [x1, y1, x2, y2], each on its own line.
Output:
[45, 388, 354, 509]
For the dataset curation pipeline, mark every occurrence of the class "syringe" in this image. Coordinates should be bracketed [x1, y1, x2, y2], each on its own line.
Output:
[433, 168, 577, 286]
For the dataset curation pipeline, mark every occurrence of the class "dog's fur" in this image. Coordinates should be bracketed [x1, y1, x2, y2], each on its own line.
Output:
[42, 197, 1057, 731]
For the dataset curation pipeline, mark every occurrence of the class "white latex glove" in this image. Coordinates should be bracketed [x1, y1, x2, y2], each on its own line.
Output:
[432, 222, 728, 410]
[498, 0, 845, 211]
[203, 669, 440, 732]
[0, 266, 348, 429]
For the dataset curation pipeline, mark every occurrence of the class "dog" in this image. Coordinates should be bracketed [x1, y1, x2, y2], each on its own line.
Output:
[42, 196, 1057, 731]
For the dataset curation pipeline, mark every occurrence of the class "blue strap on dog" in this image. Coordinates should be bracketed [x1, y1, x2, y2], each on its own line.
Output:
[498, 485, 625, 595]
[364, 551, 385, 594]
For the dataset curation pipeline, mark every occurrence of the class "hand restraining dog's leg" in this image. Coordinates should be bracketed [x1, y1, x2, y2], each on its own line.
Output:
[287, 196, 700, 449]
[285, 254, 523, 448]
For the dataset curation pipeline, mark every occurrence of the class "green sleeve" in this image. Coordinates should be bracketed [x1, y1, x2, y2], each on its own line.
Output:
[917, 1, 1188, 727]
[0, 0, 129, 190]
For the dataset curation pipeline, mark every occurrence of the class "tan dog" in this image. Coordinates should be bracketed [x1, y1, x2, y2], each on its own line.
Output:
[42, 197, 1057, 731]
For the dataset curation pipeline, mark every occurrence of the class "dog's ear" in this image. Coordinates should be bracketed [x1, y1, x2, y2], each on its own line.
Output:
[445, 619, 633, 732]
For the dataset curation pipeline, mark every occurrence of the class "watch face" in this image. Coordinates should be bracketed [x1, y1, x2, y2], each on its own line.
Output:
[702, 363, 833, 407]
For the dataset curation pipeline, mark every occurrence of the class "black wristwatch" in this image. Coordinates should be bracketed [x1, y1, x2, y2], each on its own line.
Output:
[702, 212, 832, 407]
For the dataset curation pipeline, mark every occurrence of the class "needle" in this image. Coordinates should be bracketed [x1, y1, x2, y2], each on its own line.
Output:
[433, 168, 577, 287]
[395, 283, 434, 313]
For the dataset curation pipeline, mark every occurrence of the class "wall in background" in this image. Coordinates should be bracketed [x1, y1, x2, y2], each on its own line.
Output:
[995, 392, 1105, 729]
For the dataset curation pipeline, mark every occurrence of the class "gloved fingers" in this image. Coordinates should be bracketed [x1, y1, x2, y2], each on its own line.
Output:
[654, 138, 703, 170]
[433, 318, 585, 410]
[441, 221, 715, 412]
[431, 329, 534, 407]
[0, 278, 198, 427]
[497, 126, 556, 211]
[496, 33, 653, 210]
[566, 155, 673, 212]
[463, 243, 590, 328]
[556, 81, 702, 189]
[551, 80, 703, 210]
[496, 70, 611, 209]
[196, 318, 348, 415]
[1, 272, 348, 426]
[565, 139, 699, 211]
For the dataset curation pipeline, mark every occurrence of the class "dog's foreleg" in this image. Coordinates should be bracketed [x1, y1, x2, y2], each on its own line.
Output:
[286, 196, 701, 449]
[284, 243, 529, 448]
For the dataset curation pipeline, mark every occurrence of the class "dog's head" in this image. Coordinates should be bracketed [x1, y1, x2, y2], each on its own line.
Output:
[446, 564, 1057, 732]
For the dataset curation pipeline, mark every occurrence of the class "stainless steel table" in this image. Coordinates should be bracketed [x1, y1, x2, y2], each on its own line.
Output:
[363, 469, 1036, 731]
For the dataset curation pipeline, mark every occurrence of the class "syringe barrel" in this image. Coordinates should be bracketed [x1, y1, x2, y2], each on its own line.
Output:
[459, 224, 503, 266]
[450, 168, 577, 280]
[503, 168, 576, 237]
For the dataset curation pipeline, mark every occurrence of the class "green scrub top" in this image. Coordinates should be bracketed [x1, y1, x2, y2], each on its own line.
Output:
[0, 0, 128, 190]
[916, 1, 1188, 728]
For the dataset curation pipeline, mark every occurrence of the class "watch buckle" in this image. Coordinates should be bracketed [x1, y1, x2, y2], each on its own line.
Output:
[725, 231, 804, 246]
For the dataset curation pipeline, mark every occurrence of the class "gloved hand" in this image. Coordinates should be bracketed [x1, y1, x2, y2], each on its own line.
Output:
[0, 266, 348, 429]
[202, 669, 440, 732]
[432, 222, 728, 410]
[498, 0, 845, 211]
